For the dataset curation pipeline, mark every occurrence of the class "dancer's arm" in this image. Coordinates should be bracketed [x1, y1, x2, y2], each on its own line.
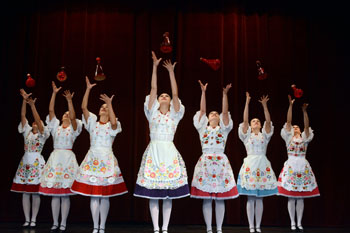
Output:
[198, 80, 207, 121]
[222, 83, 232, 126]
[242, 92, 251, 134]
[163, 59, 180, 112]
[148, 51, 162, 110]
[286, 95, 295, 132]
[27, 97, 44, 134]
[63, 90, 77, 131]
[302, 103, 310, 138]
[49, 81, 62, 121]
[19, 89, 31, 127]
[100, 94, 117, 130]
[259, 95, 271, 134]
[82, 76, 96, 122]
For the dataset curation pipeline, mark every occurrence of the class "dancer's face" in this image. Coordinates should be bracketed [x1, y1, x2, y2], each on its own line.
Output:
[158, 93, 171, 106]
[208, 111, 220, 126]
[293, 125, 301, 136]
[62, 111, 70, 122]
[31, 122, 38, 132]
[250, 118, 261, 130]
[99, 104, 109, 116]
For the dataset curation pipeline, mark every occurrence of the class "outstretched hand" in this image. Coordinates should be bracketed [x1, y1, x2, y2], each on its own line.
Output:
[302, 103, 309, 112]
[259, 95, 269, 105]
[26, 97, 37, 106]
[288, 95, 295, 105]
[162, 59, 177, 72]
[152, 51, 162, 67]
[20, 89, 32, 100]
[198, 80, 208, 92]
[245, 92, 251, 103]
[223, 83, 232, 95]
[85, 76, 96, 90]
[63, 90, 74, 101]
[52, 81, 62, 94]
[100, 94, 114, 105]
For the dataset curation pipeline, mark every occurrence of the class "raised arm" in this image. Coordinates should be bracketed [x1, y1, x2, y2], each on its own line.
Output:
[242, 92, 251, 134]
[27, 97, 44, 134]
[198, 80, 207, 121]
[302, 103, 310, 138]
[100, 94, 118, 130]
[63, 90, 77, 131]
[163, 59, 180, 112]
[222, 83, 232, 126]
[148, 51, 162, 110]
[82, 76, 96, 122]
[19, 89, 32, 127]
[49, 81, 62, 121]
[259, 95, 271, 133]
[286, 95, 295, 132]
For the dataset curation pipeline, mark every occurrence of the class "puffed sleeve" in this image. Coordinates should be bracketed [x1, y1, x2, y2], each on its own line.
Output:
[280, 123, 293, 146]
[262, 121, 274, 143]
[170, 98, 185, 124]
[72, 119, 83, 137]
[301, 127, 314, 144]
[238, 122, 251, 143]
[109, 120, 122, 137]
[193, 111, 208, 134]
[45, 115, 60, 135]
[219, 112, 233, 136]
[82, 112, 97, 133]
[18, 120, 32, 136]
[144, 95, 160, 121]
[38, 125, 51, 141]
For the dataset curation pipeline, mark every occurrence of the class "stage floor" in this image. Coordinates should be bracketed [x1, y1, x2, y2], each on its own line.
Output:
[0, 223, 348, 233]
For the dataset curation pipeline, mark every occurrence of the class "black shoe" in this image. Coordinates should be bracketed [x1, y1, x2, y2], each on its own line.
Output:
[297, 225, 304, 232]
[59, 225, 66, 232]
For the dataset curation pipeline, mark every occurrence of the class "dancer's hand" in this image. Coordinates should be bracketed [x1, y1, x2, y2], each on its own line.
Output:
[162, 59, 177, 72]
[223, 83, 232, 95]
[63, 90, 74, 101]
[152, 51, 162, 67]
[198, 80, 208, 92]
[259, 95, 269, 106]
[288, 95, 295, 106]
[20, 89, 32, 100]
[302, 103, 309, 112]
[100, 94, 114, 105]
[52, 81, 62, 94]
[85, 76, 96, 90]
[245, 92, 251, 104]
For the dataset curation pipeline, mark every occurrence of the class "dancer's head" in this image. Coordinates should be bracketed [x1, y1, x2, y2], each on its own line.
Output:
[293, 125, 301, 136]
[99, 103, 110, 121]
[31, 122, 38, 133]
[250, 118, 261, 131]
[62, 111, 71, 124]
[208, 111, 220, 127]
[158, 93, 171, 109]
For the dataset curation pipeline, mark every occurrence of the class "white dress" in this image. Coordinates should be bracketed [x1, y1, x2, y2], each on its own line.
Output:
[71, 112, 128, 197]
[134, 95, 189, 199]
[277, 124, 320, 197]
[39, 115, 82, 196]
[237, 122, 278, 197]
[191, 111, 239, 199]
[11, 120, 50, 193]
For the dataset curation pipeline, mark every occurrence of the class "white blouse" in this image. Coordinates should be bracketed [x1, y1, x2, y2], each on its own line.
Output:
[144, 95, 185, 142]
[18, 120, 50, 153]
[46, 115, 82, 149]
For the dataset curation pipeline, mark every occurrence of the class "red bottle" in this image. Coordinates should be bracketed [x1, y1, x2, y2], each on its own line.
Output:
[200, 57, 221, 71]
[94, 57, 106, 81]
[160, 32, 173, 53]
[256, 60, 267, 80]
[56, 66, 67, 82]
[25, 73, 35, 88]
[291, 84, 303, 98]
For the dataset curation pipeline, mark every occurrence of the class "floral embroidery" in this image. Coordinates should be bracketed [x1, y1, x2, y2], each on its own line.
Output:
[15, 157, 44, 184]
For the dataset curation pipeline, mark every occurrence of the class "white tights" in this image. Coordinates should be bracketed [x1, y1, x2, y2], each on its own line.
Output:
[149, 199, 172, 231]
[22, 193, 40, 223]
[246, 196, 263, 229]
[90, 197, 110, 231]
[51, 196, 70, 228]
[288, 198, 304, 227]
[202, 199, 225, 232]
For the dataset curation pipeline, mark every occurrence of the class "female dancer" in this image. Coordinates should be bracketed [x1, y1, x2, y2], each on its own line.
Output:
[71, 77, 128, 233]
[11, 89, 49, 227]
[191, 81, 239, 233]
[134, 52, 190, 233]
[237, 92, 278, 233]
[277, 96, 320, 232]
[39, 82, 82, 232]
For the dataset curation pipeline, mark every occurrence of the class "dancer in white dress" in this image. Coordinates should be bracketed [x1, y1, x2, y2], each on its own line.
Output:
[191, 81, 239, 233]
[71, 77, 128, 233]
[134, 52, 189, 233]
[237, 92, 278, 233]
[39, 82, 82, 232]
[277, 96, 320, 232]
[11, 89, 49, 228]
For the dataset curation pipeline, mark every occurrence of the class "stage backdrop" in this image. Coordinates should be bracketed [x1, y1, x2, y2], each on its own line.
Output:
[1, 0, 349, 228]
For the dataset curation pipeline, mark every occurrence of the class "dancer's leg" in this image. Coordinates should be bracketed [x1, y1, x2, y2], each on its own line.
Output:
[90, 197, 100, 232]
[296, 198, 304, 229]
[22, 193, 31, 225]
[161, 199, 172, 232]
[202, 199, 213, 232]
[255, 197, 263, 232]
[51, 197, 60, 229]
[246, 196, 255, 232]
[60, 196, 70, 230]
[215, 200, 225, 232]
[31, 194, 41, 225]
[288, 198, 296, 229]
[99, 197, 110, 232]
[149, 199, 160, 231]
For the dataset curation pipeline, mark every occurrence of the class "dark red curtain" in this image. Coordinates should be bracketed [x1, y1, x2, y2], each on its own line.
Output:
[1, 0, 349, 227]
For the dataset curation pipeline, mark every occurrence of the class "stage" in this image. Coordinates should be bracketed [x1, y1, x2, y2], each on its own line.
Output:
[0, 223, 348, 233]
